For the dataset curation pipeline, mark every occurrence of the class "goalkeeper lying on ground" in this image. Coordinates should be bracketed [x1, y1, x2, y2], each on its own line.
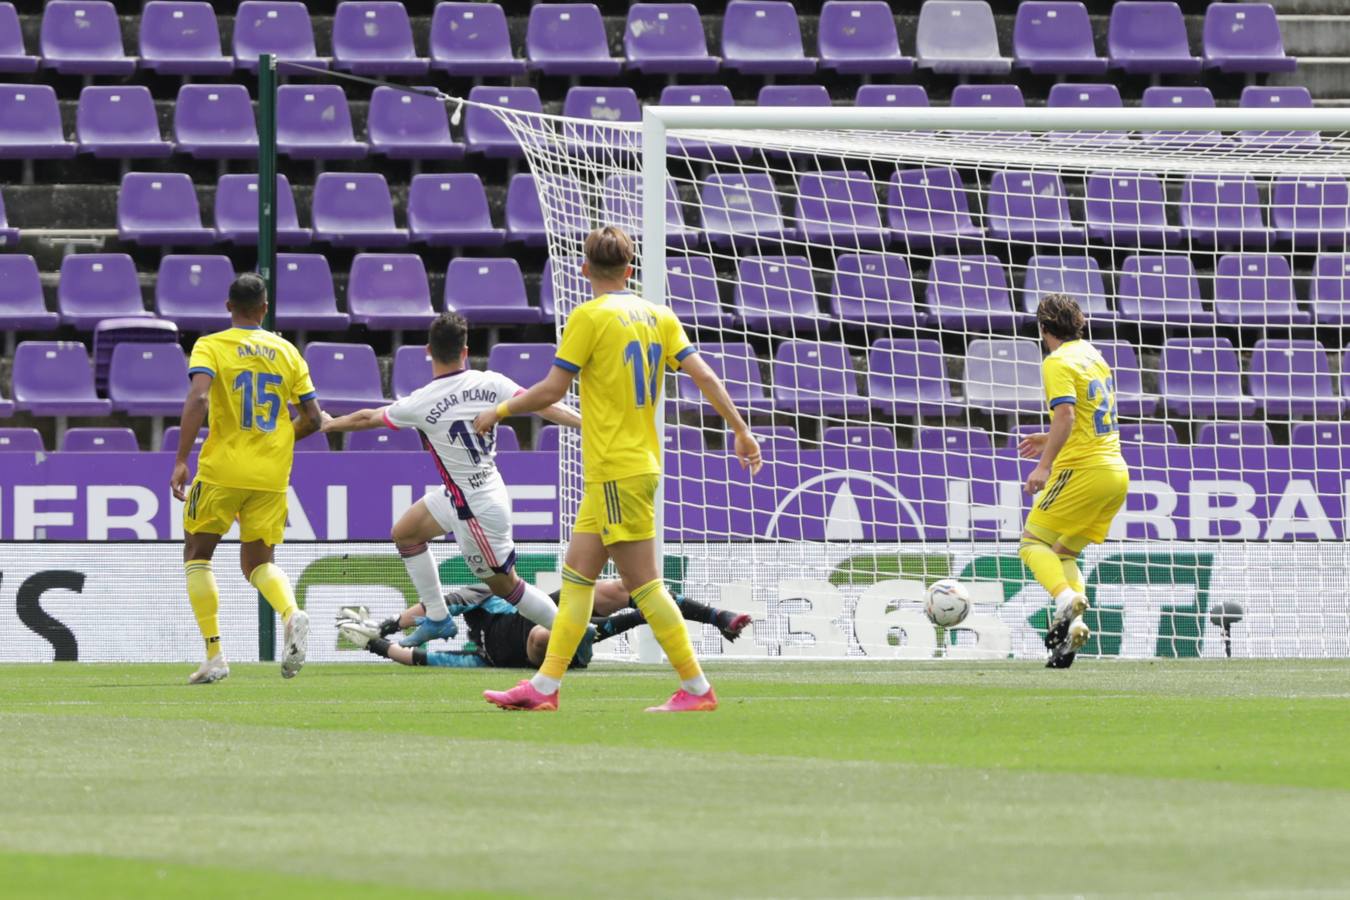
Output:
[337, 579, 751, 670]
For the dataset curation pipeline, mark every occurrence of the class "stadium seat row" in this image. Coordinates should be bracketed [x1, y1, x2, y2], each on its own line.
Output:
[0, 1, 1294, 80]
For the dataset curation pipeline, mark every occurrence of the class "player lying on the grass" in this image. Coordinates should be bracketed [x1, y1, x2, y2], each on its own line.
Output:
[336, 580, 752, 670]
[321, 312, 581, 649]
[1017, 293, 1130, 670]
[171, 273, 322, 685]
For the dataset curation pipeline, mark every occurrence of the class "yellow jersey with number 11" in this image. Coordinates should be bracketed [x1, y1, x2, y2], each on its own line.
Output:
[1041, 339, 1126, 472]
[554, 290, 697, 483]
[186, 326, 316, 492]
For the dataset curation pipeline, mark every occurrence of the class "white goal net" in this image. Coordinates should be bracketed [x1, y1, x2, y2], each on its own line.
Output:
[477, 100, 1350, 661]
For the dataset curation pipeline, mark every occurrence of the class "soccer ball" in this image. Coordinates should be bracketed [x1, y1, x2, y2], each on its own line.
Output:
[924, 579, 971, 628]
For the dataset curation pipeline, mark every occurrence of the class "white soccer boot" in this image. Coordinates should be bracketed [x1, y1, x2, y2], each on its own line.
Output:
[281, 610, 309, 679]
[188, 654, 229, 685]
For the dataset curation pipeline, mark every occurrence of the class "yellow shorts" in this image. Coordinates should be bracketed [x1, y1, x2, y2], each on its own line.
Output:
[183, 480, 288, 546]
[1025, 466, 1129, 549]
[574, 474, 658, 545]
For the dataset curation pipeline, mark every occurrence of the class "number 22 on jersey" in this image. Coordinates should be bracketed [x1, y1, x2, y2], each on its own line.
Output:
[1088, 377, 1119, 435]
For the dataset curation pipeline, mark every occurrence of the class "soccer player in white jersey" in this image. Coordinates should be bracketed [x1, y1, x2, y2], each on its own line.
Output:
[322, 313, 581, 644]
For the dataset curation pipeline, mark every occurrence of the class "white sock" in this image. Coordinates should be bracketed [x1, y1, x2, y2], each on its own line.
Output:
[508, 580, 557, 628]
[530, 673, 561, 695]
[1053, 588, 1079, 620]
[682, 674, 711, 696]
[400, 545, 447, 620]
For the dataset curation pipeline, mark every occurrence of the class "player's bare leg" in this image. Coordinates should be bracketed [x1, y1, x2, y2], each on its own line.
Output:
[390, 501, 458, 646]
[184, 531, 229, 684]
[483, 570, 559, 630]
[241, 540, 307, 678]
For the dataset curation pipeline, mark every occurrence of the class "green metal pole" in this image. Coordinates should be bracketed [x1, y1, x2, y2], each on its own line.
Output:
[256, 52, 279, 662]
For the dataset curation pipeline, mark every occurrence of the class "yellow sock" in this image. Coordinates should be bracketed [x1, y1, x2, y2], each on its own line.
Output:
[1059, 554, 1084, 594]
[540, 566, 595, 680]
[631, 579, 704, 683]
[185, 560, 222, 659]
[249, 562, 297, 623]
[1019, 538, 1069, 599]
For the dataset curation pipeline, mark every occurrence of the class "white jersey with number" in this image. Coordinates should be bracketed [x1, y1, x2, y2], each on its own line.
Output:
[382, 368, 523, 578]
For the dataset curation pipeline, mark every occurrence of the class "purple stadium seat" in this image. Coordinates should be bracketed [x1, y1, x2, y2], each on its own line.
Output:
[277, 85, 367, 159]
[675, 342, 774, 415]
[925, 256, 1022, 332]
[772, 341, 868, 416]
[625, 3, 720, 74]
[855, 84, 929, 107]
[1213, 254, 1311, 326]
[1091, 339, 1157, 417]
[1020, 256, 1110, 319]
[294, 428, 330, 453]
[1193, 422, 1270, 447]
[795, 170, 886, 249]
[1118, 423, 1178, 447]
[1238, 86, 1318, 149]
[987, 171, 1084, 244]
[660, 85, 738, 162]
[173, 84, 258, 159]
[1204, 3, 1294, 74]
[818, 1, 913, 75]
[488, 343, 556, 391]
[1270, 176, 1350, 248]
[741, 426, 798, 456]
[1108, 2, 1201, 74]
[232, 1, 326, 72]
[41, 1, 135, 75]
[1159, 338, 1255, 418]
[505, 174, 545, 246]
[1141, 86, 1219, 148]
[140, 1, 230, 74]
[303, 343, 386, 414]
[830, 253, 924, 329]
[368, 86, 463, 160]
[117, 173, 214, 246]
[886, 168, 983, 248]
[964, 339, 1043, 413]
[0, 2, 37, 72]
[721, 0, 817, 75]
[154, 255, 234, 332]
[732, 256, 824, 333]
[949, 83, 1024, 107]
[0, 428, 42, 451]
[92, 319, 179, 395]
[109, 343, 188, 416]
[214, 174, 311, 247]
[58, 254, 150, 330]
[1014, 1, 1106, 75]
[823, 425, 897, 451]
[916, 1, 1011, 75]
[1291, 422, 1350, 448]
[332, 1, 427, 75]
[535, 425, 562, 453]
[701, 174, 797, 249]
[920, 427, 997, 456]
[0, 255, 60, 332]
[61, 427, 138, 452]
[312, 173, 407, 247]
[1047, 83, 1121, 108]
[408, 174, 503, 247]
[348, 428, 422, 452]
[561, 87, 642, 154]
[758, 84, 831, 108]
[463, 87, 540, 158]
[392, 345, 433, 399]
[13, 342, 113, 416]
[1084, 172, 1180, 249]
[1310, 254, 1350, 325]
[866, 338, 960, 417]
[600, 175, 696, 248]
[76, 87, 172, 159]
[526, 3, 622, 76]
[1246, 340, 1340, 417]
[666, 256, 729, 329]
[161, 426, 206, 453]
[538, 257, 589, 324]
[662, 425, 704, 453]
[275, 254, 351, 332]
[0, 84, 75, 159]
[1179, 175, 1268, 248]
[347, 254, 433, 331]
[430, 3, 524, 76]
[0, 189, 15, 247]
[444, 258, 541, 326]
[1117, 255, 1211, 326]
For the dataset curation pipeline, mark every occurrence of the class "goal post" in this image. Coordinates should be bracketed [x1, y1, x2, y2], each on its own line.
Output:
[482, 98, 1350, 661]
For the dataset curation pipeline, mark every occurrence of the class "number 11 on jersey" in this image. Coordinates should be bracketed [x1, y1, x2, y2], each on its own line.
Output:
[624, 340, 663, 407]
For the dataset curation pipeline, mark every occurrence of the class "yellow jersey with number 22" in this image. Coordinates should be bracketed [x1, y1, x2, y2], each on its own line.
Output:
[1041, 339, 1126, 472]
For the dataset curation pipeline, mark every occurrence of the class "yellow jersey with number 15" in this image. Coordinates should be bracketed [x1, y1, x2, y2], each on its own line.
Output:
[554, 290, 696, 483]
[1041, 339, 1126, 472]
[187, 326, 316, 492]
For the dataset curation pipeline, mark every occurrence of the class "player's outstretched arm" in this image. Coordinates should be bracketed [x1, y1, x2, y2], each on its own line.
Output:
[680, 353, 762, 475]
[538, 402, 582, 429]
[1024, 404, 1075, 495]
[320, 407, 388, 434]
[291, 397, 325, 440]
[472, 366, 575, 435]
[170, 372, 212, 501]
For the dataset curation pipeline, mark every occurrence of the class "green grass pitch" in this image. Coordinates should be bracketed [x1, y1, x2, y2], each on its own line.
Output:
[1, 660, 1347, 899]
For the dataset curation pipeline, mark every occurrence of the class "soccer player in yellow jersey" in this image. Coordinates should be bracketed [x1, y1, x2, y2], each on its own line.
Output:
[1017, 294, 1130, 669]
[473, 226, 762, 712]
[169, 274, 325, 684]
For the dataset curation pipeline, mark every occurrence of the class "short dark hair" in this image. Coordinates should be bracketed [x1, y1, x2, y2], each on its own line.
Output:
[584, 226, 634, 281]
[428, 311, 468, 364]
[228, 273, 268, 311]
[1036, 293, 1086, 341]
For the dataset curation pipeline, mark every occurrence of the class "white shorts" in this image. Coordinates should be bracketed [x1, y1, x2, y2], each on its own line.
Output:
[422, 485, 516, 580]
